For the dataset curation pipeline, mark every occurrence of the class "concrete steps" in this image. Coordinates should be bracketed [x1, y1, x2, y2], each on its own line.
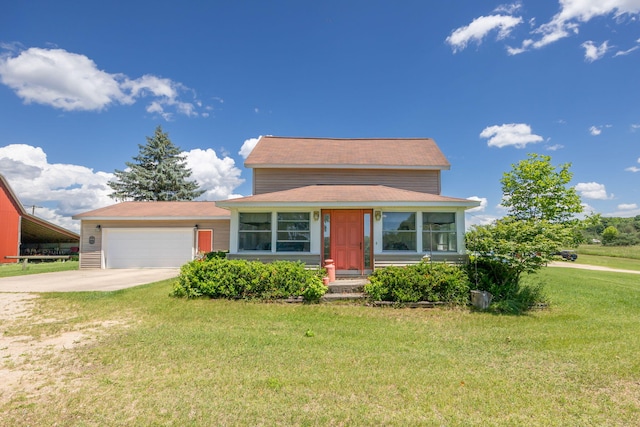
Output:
[322, 278, 368, 301]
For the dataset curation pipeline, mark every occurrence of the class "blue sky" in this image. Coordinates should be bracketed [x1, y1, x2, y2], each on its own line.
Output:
[1, 0, 639, 232]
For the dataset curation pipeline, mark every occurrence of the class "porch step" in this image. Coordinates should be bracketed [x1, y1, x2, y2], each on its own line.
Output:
[327, 279, 368, 294]
[321, 292, 365, 302]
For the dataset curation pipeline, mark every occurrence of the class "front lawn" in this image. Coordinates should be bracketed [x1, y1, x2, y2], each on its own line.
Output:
[2, 267, 639, 425]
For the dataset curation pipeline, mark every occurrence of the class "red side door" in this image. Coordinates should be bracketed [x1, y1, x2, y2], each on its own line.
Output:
[197, 229, 213, 253]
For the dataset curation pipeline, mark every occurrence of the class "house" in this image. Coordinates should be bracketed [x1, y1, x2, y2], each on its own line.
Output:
[0, 174, 79, 263]
[216, 136, 480, 276]
[73, 136, 478, 271]
[72, 201, 230, 268]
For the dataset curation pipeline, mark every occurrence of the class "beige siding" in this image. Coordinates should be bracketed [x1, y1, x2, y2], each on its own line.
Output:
[209, 220, 230, 252]
[79, 221, 103, 269]
[78, 219, 230, 269]
[253, 168, 441, 195]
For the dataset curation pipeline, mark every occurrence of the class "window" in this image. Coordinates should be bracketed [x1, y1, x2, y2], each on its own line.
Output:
[423, 212, 457, 252]
[323, 213, 331, 261]
[239, 213, 271, 251]
[382, 212, 416, 251]
[276, 212, 310, 252]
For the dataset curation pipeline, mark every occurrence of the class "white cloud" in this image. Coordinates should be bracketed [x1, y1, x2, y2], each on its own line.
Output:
[494, 2, 523, 14]
[625, 157, 640, 172]
[631, 124, 640, 131]
[459, 0, 640, 55]
[466, 196, 488, 213]
[575, 182, 611, 200]
[465, 197, 495, 228]
[618, 203, 638, 210]
[607, 206, 640, 217]
[0, 47, 204, 120]
[0, 144, 115, 232]
[546, 144, 564, 151]
[614, 44, 640, 57]
[465, 213, 498, 229]
[446, 14, 523, 52]
[582, 40, 610, 62]
[529, 0, 640, 51]
[480, 123, 544, 148]
[239, 136, 261, 159]
[183, 148, 245, 200]
[589, 125, 602, 135]
[0, 144, 248, 231]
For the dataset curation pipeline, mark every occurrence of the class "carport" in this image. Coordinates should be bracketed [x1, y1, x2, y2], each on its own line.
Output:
[1, 173, 79, 263]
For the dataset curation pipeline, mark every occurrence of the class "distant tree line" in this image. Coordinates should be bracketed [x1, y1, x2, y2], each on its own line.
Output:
[580, 213, 640, 246]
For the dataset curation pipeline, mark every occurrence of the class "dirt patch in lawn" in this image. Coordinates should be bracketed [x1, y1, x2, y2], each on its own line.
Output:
[0, 293, 125, 405]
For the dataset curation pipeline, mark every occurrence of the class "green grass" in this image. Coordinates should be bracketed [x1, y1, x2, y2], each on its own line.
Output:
[0, 260, 79, 277]
[2, 268, 640, 425]
[578, 244, 640, 260]
[569, 254, 640, 271]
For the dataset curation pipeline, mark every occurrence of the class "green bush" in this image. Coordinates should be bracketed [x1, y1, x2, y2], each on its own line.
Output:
[172, 258, 327, 302]
[466, 257, 548, 314]
[365, 262, 470, 304]
[202, 251, 228, 260]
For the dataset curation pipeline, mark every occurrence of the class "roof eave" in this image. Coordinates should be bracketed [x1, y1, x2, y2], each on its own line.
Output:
[72, 215, 230, 221]
[217, 201, 479, 209]
[244, 163, 451, 171]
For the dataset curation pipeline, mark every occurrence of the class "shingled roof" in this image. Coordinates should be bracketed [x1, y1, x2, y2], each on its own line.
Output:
[73, 201, 230, 219]
[217, 185, 479, 208]
[245, 136, 450, 169]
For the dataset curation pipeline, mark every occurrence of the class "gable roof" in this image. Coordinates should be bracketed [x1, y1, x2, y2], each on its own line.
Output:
[245, 136, 450, 170]
[73, 201, 230, 220]
[217, 185, 479, 209]
[0, 174, 79, 243]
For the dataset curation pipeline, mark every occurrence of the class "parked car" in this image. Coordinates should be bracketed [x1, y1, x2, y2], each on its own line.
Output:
[556, 250, 578, 261]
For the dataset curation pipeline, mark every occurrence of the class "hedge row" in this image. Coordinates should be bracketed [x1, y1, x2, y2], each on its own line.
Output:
[172, 258, 328, 302]
[364, 262, 470, 304]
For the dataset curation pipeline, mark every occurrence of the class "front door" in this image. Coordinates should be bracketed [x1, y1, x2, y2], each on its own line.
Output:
[324, 210, 372, 275]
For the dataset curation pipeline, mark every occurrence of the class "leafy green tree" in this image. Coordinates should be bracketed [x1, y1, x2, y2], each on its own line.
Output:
[500, 153, 582, 224]
[601, 226, 619, 245]
[467, 218, 570, 286]
[465, 153, 583, 312]
[108, 126, 204, 201]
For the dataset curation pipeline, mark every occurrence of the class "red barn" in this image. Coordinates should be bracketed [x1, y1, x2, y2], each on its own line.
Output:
[0, 174, 79, 264]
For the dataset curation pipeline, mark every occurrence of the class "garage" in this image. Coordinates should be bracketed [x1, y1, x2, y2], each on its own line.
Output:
[103, 228, 194, 268]
[73, 201, 231, 269]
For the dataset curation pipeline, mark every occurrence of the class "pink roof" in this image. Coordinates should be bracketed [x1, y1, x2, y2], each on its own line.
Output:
[245, 136, 450, 169]
[218, 185, 478, 207]
[73, 201, 230, 219]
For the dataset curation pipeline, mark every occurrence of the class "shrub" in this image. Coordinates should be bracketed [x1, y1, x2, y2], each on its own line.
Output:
[365, 262, 470, 304]
[202, 251, 228, 260]
[466, 257, 548, 314]
[172, 258, 327, 302]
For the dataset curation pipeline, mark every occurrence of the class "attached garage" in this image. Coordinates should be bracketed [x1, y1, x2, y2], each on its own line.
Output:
[103, 228, 194, 268]
[73, 201, 230, 269]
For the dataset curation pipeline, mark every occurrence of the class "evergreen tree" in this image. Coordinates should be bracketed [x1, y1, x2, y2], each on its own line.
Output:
[108, 126, 204, 201]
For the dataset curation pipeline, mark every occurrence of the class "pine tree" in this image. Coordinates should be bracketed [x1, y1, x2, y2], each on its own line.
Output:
[108, 126, 204, 201]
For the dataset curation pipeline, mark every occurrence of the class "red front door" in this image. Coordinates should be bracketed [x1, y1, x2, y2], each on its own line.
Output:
[331, 210, 364, 272]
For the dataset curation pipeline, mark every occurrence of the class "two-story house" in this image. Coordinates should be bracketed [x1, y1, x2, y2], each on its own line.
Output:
[216, 136, 479, 276]
[73, 136, 479, 271]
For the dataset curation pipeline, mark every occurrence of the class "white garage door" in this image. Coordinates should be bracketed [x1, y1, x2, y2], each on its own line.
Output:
[103, 228, 194, 268]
